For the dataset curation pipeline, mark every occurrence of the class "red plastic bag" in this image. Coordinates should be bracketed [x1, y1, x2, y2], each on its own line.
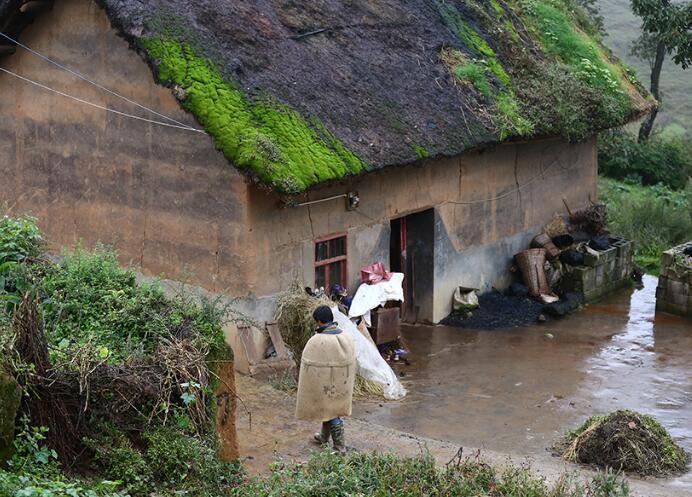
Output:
[360, 262, 392, 284]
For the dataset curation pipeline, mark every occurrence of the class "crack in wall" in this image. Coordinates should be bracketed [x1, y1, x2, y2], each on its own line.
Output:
[306, 203, 315, 239]
[513, 146, 523, 211]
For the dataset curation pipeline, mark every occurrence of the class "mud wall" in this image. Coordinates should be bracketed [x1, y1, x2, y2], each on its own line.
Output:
[248, 137, 597, 322]
[0, 0, 250, 295]
[0, 0, 598, 325]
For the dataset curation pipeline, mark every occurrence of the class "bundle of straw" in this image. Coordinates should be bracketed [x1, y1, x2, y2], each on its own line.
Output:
[274, 282, 388, 399]
[275, 282, 330, 367]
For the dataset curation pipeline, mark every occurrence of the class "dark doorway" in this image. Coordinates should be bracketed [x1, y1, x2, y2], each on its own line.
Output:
[390, 209, 434, 323]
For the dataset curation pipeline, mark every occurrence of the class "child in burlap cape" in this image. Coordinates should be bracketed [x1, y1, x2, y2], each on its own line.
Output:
[295, 305, 356, 451]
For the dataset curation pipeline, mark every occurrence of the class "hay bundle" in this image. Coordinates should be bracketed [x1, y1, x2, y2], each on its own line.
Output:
[275, 283, 331, 366]
[543, 215, 569, 239]
[275, 283, 388, 399]
[561, 410, 690, 476]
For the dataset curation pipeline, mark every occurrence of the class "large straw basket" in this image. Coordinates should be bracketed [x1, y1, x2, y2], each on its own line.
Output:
[515, 248, 549, 297]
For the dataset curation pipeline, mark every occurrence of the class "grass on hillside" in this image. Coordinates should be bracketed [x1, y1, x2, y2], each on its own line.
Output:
[599, 177, 692, 275]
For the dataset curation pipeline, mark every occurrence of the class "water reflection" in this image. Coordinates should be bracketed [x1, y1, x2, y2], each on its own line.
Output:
[354, 275, 691, 488]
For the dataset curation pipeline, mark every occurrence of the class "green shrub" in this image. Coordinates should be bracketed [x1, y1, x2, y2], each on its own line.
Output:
[599, 130, 692, 190]
[40, 245, 226, 362]
[1, 420, 127, 497]
[84, 424, 155, 496]
[599, 177, 692, 274]
[0, 215, 42, 265]
[144, 426, 244, 496]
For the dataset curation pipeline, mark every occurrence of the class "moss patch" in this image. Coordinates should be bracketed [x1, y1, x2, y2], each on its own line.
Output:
[412, 144, 430, 159]
[140, 38, 367, 194]
[516, 0, 630, 121]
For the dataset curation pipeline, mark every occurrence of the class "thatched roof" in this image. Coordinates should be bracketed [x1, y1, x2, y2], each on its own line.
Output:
[1, 0, 652, 193]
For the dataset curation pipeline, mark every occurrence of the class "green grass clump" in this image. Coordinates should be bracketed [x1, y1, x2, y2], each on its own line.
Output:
[496, 91, 535, 139]
[140, 38, 367, 193]
[235, 449, 630, 496]
[599, 177, 692, 275]
[413, 144, 430, 159]
[454, 62, 493, 97]
[518, 0, 630, 121]
[561, 410, 690, 476]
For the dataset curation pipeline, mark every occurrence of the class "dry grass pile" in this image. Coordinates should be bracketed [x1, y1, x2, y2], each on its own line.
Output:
[569, 203, 608, 234]
[275, 283, 387, 399]
[543, 215, 569, 238]
[560, 410, 690, 476]
[275, 283, 331, 367]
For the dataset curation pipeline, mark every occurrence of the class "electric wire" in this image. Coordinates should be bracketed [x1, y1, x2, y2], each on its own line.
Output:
[0, 67, 207, 133]
[0, 31, 202, 132]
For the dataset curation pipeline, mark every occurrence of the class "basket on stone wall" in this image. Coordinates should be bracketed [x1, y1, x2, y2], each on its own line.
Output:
[515, 248, 550, 297]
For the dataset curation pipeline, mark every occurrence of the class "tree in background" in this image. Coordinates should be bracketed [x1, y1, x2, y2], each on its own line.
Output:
[630, 0, 692, 141]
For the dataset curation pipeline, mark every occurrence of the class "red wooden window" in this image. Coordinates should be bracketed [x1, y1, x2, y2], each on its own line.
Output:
[314, 234, 347, 291]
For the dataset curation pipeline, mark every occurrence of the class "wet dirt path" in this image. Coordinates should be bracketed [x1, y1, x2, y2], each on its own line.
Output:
[353, 275, 692, 491]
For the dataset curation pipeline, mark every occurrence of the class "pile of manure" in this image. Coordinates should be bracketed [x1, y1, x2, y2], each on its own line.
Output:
[559, 410, 690, 476]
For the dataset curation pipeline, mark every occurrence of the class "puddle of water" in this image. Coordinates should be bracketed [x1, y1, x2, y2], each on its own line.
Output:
[354, 275, 692, 488]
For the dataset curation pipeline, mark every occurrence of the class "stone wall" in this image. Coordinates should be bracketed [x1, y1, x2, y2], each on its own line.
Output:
[656, 242, 692, 317]
[561, 237, 633, 302]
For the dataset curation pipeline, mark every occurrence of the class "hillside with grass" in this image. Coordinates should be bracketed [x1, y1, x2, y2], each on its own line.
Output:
[598, 0, 692, 137]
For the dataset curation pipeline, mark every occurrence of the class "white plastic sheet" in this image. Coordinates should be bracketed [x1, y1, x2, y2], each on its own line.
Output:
[348, 272, 405, 319]
[332, 307, 407, 400]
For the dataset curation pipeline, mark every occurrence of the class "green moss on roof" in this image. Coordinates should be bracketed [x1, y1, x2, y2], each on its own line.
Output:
[518, 0, 630, 120]
[435, 0, 645, 143]
[140, 38, 368, 194]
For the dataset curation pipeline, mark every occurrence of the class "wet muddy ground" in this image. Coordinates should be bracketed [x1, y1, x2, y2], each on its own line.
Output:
[353, 275, 692, 490]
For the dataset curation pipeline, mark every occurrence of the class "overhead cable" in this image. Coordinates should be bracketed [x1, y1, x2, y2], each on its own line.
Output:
[0, 67, 207, 133]
[0, 31, 202, 132]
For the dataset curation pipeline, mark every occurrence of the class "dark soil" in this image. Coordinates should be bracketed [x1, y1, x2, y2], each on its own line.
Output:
[440, 290, 546, 330]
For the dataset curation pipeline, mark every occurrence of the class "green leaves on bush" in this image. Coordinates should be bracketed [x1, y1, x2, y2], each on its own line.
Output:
[599, 130, 692, 190]
[0, 215, 43, 265]
[86, 425, 244, 497]
[599, 177, 692, 274]
[39, 245, 227, 363]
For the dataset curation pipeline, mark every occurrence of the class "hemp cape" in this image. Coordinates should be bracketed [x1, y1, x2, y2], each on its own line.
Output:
[295, 330, 356, 422]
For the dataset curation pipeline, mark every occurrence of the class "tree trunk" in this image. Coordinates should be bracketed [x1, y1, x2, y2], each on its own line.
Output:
[638, 40, 666, 142]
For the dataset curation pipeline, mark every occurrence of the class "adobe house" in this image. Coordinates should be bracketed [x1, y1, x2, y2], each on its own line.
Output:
[0, 0, 650, 324]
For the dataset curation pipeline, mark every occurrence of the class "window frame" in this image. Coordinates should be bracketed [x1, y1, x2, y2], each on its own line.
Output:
[314, 232, 348, 291]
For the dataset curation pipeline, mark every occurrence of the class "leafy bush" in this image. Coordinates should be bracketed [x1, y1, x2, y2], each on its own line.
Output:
[39, 245, 227, 362]
[599, 129, 692, 190]
[234, 450, 629, 497]
[0, 215, 43, 265]
[1, 420, 127, 497]
[599, 177, 692, 274]
[86, 425, 243, 497]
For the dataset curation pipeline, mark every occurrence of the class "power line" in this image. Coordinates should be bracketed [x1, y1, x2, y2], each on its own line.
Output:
[0, 31, 202, 132]
[0, 66, 207, 133]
